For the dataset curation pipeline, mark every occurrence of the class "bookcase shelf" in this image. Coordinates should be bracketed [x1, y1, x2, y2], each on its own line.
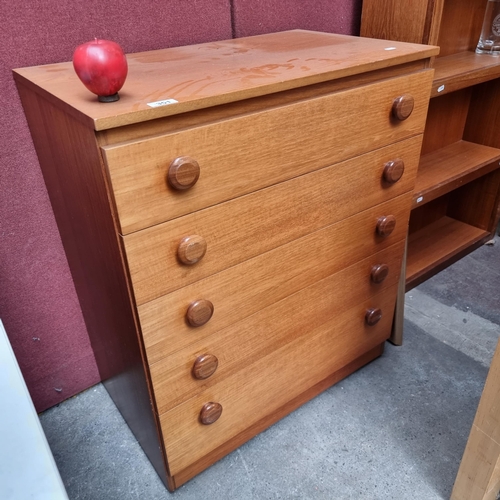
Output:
[406, 216, 489, 290]
[361, 0, 500, 294]
[432, 51, 500, 97]
[413, 140, 500, 209]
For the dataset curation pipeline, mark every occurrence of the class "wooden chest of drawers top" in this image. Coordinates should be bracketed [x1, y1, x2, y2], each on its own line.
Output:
[14, 30, 437, 131]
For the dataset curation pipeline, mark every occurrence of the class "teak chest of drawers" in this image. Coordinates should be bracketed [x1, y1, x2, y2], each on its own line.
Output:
[14, 31, 438, 490]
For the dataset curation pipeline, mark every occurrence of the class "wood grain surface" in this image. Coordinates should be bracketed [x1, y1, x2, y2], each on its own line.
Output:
[172, 344, 385, 489]
[148, 246, 404, 413]
[437, 0, 486, 57]
[432, 52, 500, 97]
[103, 72, 431, 233]
[159, 286, 397, 475]
[138, 200, 411, 364]
[14, 30, 438, 490]
[420, 88, 472, 155]
[414, 141, 500, 208]
[124, 148, 418, 305]
[361, 0, 438, 44]
[452, 339, 500, 500]
[139, 222, 407, 366]
[407, 216, 488, 288]
[13, 30, 438, 131]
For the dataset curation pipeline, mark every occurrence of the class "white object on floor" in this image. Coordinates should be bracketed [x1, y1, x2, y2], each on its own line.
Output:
[0, 319, 68, 500]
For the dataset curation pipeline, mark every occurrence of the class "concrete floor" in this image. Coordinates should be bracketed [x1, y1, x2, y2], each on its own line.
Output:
[40, 233, 500, 500]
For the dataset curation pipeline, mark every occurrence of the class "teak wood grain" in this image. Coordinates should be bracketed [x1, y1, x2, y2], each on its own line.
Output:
[360, 0, 439, 45]
[172, 343, 385, 488]
[432, 52, 500, 97]
[139, 219, 408, 366]
[406, 216, 488, 289]
[452, 339, 500, 500]
[102, 73, 432, 233]
[160, 286, 398, 475]
[97, 60, 428, 146]
[148, 247, 403, 413]
[437, 0, 486, 57]
[420, 88, 472, 156]
[124, 165, 416, 306]
[448, 170, 500, 232]
[413, 141, 500, 208]
[13, 30, 438, 131]
[14, 30, 436, 491]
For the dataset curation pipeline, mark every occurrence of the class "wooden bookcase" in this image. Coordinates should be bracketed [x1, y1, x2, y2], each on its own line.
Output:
[361, 0, 500, 293]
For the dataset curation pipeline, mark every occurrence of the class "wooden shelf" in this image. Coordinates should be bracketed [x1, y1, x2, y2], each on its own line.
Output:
[413, 140, 500, 209]
[406, 216, 489, 290]
[432, 51, 500, 97]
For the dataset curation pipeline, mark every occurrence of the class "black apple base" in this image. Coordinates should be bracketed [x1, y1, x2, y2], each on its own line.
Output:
[98, 93, 119, 103]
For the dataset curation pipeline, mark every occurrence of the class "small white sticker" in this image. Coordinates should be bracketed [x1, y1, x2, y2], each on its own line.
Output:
[384, 47, 397, 51]
[147, 98, 178, 108]
[437, 85, 445, 93]
[416, 196, 424, 203]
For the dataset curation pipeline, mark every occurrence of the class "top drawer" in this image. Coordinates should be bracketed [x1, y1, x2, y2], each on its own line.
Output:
[102, 70, 433, 234]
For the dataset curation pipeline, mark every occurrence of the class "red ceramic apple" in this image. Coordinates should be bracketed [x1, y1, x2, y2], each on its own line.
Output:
[73, 39, 128, 102]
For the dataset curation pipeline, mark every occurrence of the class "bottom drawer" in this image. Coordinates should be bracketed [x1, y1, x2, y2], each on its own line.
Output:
[160, 284, 397, 475]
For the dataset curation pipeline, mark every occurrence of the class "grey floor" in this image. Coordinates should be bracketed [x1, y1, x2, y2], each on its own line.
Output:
[40, 232, 500, 500]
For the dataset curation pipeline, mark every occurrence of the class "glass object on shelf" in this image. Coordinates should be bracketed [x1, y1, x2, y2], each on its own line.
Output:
[476, 0, 500, 55]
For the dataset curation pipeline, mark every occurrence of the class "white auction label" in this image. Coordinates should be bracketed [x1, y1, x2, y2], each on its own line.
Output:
[147, 99, 178, 108]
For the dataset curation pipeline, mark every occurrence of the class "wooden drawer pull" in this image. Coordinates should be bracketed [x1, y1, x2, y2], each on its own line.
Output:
[392, 94, 414, 121]
[192, 354, 219, 380]
[376, 215, 396, 237]
[365, 308, 383, 326]
[383, 159, 405, 184]
[167, 156, 200, 190]
[177, 235, 207, 265]
[186, 299, 214, 327]
[370, 264, 389, 284]
[200, 402, 223, 425]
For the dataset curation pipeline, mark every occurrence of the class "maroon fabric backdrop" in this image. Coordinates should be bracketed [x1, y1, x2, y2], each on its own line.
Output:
[1, 0, 359, 412]
[232, 0, 362, 37]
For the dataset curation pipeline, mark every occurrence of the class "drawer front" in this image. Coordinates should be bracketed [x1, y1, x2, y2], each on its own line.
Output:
[149, 244, 403, 414]
[124, 139, 419, 306]
[159, 285, 397, 475]
[139, 213, 407, 365]
[103, 70, 433, 234]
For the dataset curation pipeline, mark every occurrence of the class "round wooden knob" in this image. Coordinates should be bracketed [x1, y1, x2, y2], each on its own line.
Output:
[177, 235, 207, 265]
[392, 94, 414, 121]
[192, 354, 219, 380]
[167, 156, 200, 190]
[186, 299, 214, 327]
[383, 159, 405, 184]
[365, 308, 383, 326]
[371, 264, 389, 284]
[200, 402, 222, 425]
[376, 215, 396, 237]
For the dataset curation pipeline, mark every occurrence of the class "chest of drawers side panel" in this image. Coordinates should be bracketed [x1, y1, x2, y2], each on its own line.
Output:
[14, 81, 171, 490]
